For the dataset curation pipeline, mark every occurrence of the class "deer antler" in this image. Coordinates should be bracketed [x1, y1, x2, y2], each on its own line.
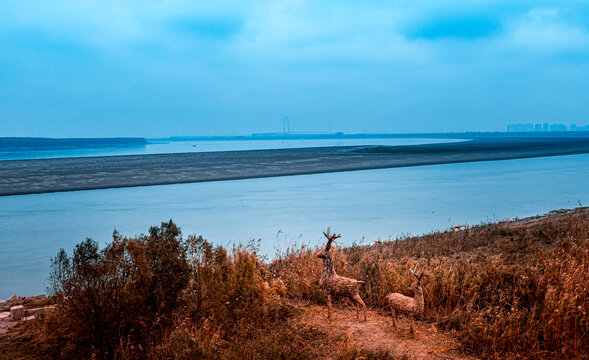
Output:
[323, 227, 341, 250]
[410, 265, 422, 282]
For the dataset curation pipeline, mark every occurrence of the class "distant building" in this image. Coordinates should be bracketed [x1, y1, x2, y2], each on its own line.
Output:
[550, 123, 568, 132]
[506, 122, 587, 132]
[507, 123, 533, 132]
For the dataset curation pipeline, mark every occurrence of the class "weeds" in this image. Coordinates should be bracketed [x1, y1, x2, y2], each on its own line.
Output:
[271, 208, 589, 359]
[2, 209, 587, 359]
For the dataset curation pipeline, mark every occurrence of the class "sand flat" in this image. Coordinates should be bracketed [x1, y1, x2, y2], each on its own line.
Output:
[1, 137, 589, 196]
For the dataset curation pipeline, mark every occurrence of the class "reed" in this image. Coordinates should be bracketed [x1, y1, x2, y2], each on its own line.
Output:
[271, 208, 589, 359]
[1, 208, 586, 359]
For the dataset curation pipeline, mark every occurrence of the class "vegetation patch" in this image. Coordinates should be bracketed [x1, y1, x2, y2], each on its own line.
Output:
[272, 208, 589, 359]
[1, 209, 587, 359]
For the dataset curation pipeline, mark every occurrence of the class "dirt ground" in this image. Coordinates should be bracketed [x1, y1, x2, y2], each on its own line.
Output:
[293, 303, 477, 360]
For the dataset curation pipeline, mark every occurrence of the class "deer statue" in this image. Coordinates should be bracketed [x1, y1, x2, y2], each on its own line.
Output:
[317, 228, 367, 322]
[386, 265, 424, 331]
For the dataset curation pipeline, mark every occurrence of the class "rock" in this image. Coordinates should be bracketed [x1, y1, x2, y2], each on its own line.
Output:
[25, 305, 56, 317]
[22, 295, 47, 303]
[1, 294, 49, 311]
[0, 310, 19, 336]
[10, 305, 25, 321]
[0, 295, 18, 311]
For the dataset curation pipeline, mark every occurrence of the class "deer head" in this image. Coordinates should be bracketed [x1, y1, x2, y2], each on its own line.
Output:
[317, 228, 341, 259]
[408, 264, 423, 292]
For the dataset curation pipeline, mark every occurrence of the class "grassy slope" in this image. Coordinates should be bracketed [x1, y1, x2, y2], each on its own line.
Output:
[1, 208, 587, 359]
[271, 207, 589, 359]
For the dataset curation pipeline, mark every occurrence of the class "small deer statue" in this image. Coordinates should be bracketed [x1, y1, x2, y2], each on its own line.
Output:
[317, 229, 367, 322]
[386, 265, 424, 331]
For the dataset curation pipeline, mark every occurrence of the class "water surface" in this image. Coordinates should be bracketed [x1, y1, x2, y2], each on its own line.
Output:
[1, 154, 588, 298]
[0, 138, 460, 160]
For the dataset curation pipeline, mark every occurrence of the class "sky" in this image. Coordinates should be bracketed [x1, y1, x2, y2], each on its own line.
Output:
[1, 0, 589, 137]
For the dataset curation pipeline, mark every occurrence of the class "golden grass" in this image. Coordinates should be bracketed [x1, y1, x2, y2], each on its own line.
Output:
[1, 209, 587, 359]
[271, 208, 589, 359]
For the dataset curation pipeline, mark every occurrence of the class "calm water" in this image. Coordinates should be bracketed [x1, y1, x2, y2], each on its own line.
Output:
[0, 138, 459, 160]
[1, 153, 589, 299]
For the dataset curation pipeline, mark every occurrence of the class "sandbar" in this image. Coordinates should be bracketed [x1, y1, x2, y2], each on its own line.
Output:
[1, 137, 589, 196]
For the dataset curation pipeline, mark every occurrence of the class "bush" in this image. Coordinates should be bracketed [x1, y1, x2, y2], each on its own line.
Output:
[46, 222, 297, 359]
[49, 220, 190, 359]
[182, 236, 292, 339]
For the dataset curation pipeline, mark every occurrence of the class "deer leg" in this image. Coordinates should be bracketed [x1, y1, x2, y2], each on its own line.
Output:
[353, 294, 367, 322]
[327, 294, 332, 321]
[390, 306, 397, 330]
[362, 299, 366, 322]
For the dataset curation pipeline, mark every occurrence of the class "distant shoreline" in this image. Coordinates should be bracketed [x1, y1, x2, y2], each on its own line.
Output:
[0, 137, 147, 152]
[156, 130, 589, 142]
[1, 137, 589, 196]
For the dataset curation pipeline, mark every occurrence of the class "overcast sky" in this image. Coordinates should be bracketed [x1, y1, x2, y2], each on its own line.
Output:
[1, 1, 589, 137]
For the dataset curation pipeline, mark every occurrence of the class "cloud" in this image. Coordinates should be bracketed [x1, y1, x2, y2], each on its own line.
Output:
[233, 2, 430, 65]
[0, 1, 248, 53]
[1, 0, 589, 136]
[3, 1, 586, 65]
[505, 7, 589, 52]
[166, 16, 243, 40]
[407, 15, 501, 40]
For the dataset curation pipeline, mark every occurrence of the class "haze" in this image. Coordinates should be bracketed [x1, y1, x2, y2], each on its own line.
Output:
[1, 1, 589, 137]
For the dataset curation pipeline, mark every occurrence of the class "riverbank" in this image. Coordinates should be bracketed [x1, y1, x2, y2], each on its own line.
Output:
[0, 137, 147, 151]
[2, 136, 589, 196]
[1, 207, 587, 359]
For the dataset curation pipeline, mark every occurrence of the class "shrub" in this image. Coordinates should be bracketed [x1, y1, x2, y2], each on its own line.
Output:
[182, 236, 292, 339]
[46, 222, 297, 359]
[48, 220, 190, 359]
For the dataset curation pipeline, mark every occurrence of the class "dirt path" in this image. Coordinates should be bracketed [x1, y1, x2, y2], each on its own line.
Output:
[294, 303, 476, 360]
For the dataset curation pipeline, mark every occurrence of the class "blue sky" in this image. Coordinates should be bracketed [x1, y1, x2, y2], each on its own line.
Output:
[1, 1, 589, 137]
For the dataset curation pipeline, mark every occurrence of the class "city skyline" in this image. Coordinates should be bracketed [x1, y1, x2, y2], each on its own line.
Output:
[507, 122, 589, 132]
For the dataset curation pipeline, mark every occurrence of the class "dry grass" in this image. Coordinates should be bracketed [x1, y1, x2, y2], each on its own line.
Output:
[1, 208, 587, 359]
[271, 208, 589, 359]
[293, 303, 468, 359]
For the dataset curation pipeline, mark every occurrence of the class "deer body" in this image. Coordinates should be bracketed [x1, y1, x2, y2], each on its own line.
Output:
[386, 285, 424, 314]
[318, 230, 367, 322]
[386, 266, 424, 330]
